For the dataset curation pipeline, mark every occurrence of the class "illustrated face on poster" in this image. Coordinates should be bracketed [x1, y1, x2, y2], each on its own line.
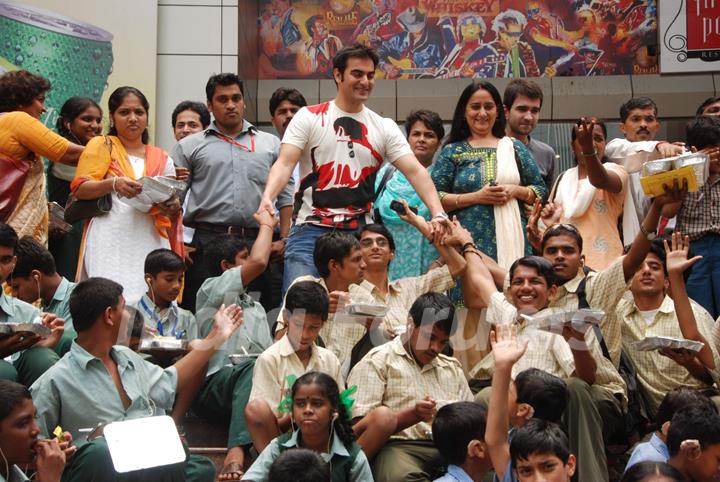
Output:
[257, 0, 660, 79]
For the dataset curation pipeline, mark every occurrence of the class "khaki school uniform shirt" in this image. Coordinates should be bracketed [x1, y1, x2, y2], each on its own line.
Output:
[330, 266, 456, 364]
[348, 336, 473, 441]
[551, 257, 629, 368]
[618, 294, 720, 414]
[249, 334, 342, 417]
[474, 292, 627, 407]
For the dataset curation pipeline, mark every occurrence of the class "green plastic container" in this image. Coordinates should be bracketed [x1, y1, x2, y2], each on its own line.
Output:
[0, 1, 113, 128]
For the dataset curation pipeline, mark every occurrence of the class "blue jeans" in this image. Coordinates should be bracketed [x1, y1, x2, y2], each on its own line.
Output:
[686, 233, 720, 319]
[282, 223, 327, 295]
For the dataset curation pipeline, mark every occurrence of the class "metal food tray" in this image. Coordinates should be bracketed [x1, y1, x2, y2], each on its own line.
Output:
[229, 353, 260, 364]
[633, 336, 704, 353]
[521, 309, 605, 334]
[0, 323, 51, 338]
[345, 303, 388, 318]
[139, 338, 188, 351]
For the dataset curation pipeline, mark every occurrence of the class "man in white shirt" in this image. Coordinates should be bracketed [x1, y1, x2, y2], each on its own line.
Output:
[604, 97, 684, 239]
[258, 44, 450, 295]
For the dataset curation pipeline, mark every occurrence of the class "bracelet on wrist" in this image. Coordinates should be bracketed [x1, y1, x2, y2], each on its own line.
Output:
[432, 212, 450, 221]
[461, 242, 476, 252]
[112, 176, 118, 193]
[455, 194, 461, 210]
[580, 150, 597, 158]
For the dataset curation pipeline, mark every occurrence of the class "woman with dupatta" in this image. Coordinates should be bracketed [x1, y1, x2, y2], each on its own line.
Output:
[431, 81, 546, 304]
[0, 70, 84, 245]
[71, 87, 183, 300]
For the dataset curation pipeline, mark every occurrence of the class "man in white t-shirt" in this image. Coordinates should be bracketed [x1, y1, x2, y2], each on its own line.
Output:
[258, 44, 450, 294]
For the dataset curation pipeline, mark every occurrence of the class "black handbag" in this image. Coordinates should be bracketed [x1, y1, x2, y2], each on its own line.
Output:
[63, 136, 114, 223]
[64, 192, 112, 223]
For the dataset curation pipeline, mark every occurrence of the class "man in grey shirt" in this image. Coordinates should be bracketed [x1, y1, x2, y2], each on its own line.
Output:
[173, 73, 294, 312]
[503, 79, 557, 192]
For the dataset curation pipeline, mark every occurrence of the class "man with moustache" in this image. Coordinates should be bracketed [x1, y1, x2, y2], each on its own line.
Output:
[174, 73, 295, 312]
[605, 98, 684, 239]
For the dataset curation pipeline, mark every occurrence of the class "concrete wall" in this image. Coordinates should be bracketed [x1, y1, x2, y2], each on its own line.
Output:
[155, 0, 239, 151]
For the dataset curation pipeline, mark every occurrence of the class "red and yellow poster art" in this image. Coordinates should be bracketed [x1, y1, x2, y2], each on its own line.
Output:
[258, 0, 659, 79]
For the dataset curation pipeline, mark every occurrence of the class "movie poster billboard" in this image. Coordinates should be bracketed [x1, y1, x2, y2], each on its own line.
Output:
[0, 0, 158, 138]
[660, 0, 720, 73]
[258, 0, 659, 79]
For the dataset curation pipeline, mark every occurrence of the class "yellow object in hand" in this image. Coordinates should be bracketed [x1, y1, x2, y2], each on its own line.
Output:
[53, 425, 64, 442]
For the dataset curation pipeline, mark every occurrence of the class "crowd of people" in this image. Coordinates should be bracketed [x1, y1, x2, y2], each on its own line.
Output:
[0, 42, 720, 482]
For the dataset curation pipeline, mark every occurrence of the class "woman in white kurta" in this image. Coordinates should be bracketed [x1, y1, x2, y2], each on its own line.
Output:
[71, 87, 182, 300]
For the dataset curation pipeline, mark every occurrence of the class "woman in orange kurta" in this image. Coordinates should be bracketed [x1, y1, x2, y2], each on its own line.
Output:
[0, 70, 84, 244]
[549, 118, 628, 271]
[72, 86, 183, 300]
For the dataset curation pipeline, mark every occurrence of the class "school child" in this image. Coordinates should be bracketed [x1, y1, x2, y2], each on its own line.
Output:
[432, 401, 492, 482]
[485, 325, 569, 482]
[625, 387, 716, 471]
[131, 248, 199, 343]
[509, 419, 577, 482]
[666, 404, 720, 482]
[243, 371, 373, 482]
[245, 281, 342, 455]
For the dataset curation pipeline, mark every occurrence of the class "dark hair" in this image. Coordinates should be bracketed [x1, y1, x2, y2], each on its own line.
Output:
[0, 70, 51, 113]
[285, 281, 330, 321]
[655, 387, 716, 427]
[667, 404, 720, 456]
[620, 461, 684, 482]
[409, 292, 456, 336]
[13, 236, 57, 277]
[171, 100, 210, 130]
[405, 109, 445, 141]
[358, 223, 396, 251]
[515, 368, 568, 424]
[0, 223, 18, 251]
[205, 73, 244, 102]
[305, 14, 322, 36]
[56, 96, 102, 141]
[541, 223, 583, 253]
[107, 86, 150, 144]
[203, 234, 248, 278]
[269, 88, 308, 117]
[696, 96, 720, 117]
[69, 277, 124, 332]
[647, 238, 668, 276]
[620, 97, 658, 123]
[0, 379, 31, 423]
[686, 115, 720, 150]
[503, 79, 544, 110]
[509, 256, 556, 288]
[291, 371, 355, 446]
[447, 81, 506, 145]
[510, 419, 571, 467]
[314, 232, 360, 278]
[268, 449, 330, 482]
[144, 249, 185, 277]
[332, 44, 379, 75]
[432, 401, 487, 465]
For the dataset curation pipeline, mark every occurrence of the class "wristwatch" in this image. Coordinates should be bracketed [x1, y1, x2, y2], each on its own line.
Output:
[639, 224, 657, 241]
[432, 212, 450, 221]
